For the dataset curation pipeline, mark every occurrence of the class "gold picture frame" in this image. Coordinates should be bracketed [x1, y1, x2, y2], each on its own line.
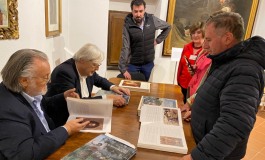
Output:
[163, 0, 259, 56]
[0, 0, 19, 40]
[45, 0, 61, 37]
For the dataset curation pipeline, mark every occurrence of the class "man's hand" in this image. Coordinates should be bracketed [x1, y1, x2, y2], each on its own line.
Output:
[63, 118, 89, 135]
[180, 102, 191, 112]
[180, 154, 193, 160]
[64, 88, 80, 99]
[183, 111, 191, 122]
[106, 94, 126, 107]
[180, 103, 191, 122]
[111, 86, 130, 96]
[123, 71, 131, 80]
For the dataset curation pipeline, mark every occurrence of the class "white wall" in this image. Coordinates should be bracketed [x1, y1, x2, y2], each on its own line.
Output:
[0, 0, 57, 81]
[58, 0, 109, 78]
[151, 0, 176, 84]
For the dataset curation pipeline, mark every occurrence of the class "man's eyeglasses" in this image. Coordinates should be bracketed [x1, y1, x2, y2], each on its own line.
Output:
[91, 62, 101, 68]
[31, 75, 50, 83]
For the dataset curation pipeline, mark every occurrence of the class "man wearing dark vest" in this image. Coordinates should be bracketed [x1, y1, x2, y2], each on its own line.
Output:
[118, 0, 171, 81]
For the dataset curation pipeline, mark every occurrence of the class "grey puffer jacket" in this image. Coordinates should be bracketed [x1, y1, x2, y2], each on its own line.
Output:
[191, 36, 265, 160]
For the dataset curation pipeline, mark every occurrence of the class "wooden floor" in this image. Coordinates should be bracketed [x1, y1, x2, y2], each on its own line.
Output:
[243, 108, 265, 160]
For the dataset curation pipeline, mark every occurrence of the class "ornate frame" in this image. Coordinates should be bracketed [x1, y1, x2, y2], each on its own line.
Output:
[45, 0, 61, 37]
[163, 0, 259, 56]
[0, 0, 19, 40]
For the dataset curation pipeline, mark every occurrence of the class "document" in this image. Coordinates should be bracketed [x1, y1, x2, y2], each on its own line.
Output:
[66, 97, 113, 133]
[137, 105, 188, 154]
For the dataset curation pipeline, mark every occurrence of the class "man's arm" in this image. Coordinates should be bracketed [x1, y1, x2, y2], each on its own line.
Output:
[0, 115, 68, 159]
[46, 69, 77, 97]
[153, 15, 171, 44]
[118, 26, 131, 74]
[93, 72, 114, 90]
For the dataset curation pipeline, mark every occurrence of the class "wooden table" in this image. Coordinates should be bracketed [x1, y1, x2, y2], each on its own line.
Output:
[47, 78, 196, 159]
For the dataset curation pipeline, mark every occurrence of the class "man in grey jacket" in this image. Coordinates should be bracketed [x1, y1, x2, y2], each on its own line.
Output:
[118, 0, 171, 81]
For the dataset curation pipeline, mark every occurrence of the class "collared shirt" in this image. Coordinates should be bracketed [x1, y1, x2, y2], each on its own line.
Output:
[75, 65, 90, 98]
[80, 76, 89, 98]
[21, 92, 51, 132]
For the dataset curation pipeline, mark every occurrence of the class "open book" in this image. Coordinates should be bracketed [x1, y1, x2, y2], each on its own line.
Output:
[66, 97, 113, 133]
[61, 133, 136, 160]
[137, 105, 188, 154]
[94, 90, 130, 105]
[137, 96, 178, 116]
[118, 80, 150, 93]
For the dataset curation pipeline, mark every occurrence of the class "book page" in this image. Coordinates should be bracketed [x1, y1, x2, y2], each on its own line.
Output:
[137, 123, 187, 154]
[139, 82, 150, 90]
[66, 97, 113, 133]
[68, 116, 112, 133]
[162, 99, 178, 108]
[137, 96, 178, 116]
[66, 97, 113, 117]
[140, 96, 177, 108]
[140, 105, 163, 122]
[140, 105, 182, 127]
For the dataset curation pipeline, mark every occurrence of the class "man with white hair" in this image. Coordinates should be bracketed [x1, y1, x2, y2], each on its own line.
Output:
[46, 43, 130, 127]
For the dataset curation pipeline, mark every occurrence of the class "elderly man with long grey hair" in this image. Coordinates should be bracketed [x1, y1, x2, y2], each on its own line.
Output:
[0, 49, 89, 159]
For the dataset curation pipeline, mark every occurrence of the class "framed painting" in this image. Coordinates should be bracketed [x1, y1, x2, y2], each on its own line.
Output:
[163, 0, 259, 56]
[0, 0, 19, 40]
[45, 0, 61, 37]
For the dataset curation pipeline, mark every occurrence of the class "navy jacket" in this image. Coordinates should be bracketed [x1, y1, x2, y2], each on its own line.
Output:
[45, 58, 113, 127]
[191, 36, 265, 159]
[0, 83, 68, 160]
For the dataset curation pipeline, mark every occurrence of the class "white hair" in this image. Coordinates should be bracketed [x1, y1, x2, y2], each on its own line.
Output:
[73, 43, 104, 63]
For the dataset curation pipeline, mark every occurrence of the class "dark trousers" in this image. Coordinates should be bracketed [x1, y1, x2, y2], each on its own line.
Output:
[128, 62, 154, 81]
